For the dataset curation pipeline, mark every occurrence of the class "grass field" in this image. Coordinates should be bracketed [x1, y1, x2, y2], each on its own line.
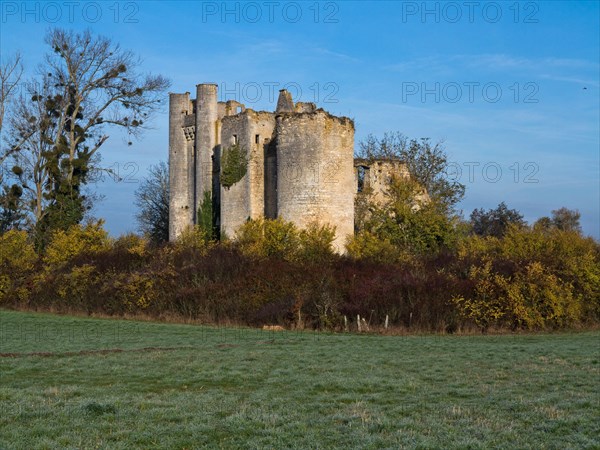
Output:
[0, 310, 598, 449]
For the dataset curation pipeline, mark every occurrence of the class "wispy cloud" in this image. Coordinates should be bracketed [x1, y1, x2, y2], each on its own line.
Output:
[464, 54, 599, 71]
[385, 54, 599, 79]
[313, 47, 361, 63]
[539, 74, 599, 87]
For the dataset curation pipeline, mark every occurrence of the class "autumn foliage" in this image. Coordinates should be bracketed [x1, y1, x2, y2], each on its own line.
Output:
[0, 219, 598, 332]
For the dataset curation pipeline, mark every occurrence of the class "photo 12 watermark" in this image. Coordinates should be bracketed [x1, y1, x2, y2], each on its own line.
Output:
[200, 1, 339, 23]
[446, 161, 540, 184]
[89, 162, 140, 184]
[400, 1, 539, 24]
[1, 1, 140, 24]
[0, 321, 142, 347]
[401, 82, 539, 104]
[217, 81, 339, 105]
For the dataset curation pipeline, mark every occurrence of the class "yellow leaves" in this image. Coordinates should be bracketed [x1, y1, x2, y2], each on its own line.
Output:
[454, 259, 583, 330]
[0, 230, 37, 302]
[174, 225, 213, 255]
[114, 272, 157, 310]
[0, 229, 37, 273]
[297, 222, 336, 262]
[454, 225, 599, 329]
[56, 264, 97, 301]
[451, 262, 506, 329]
[0, 274, 10, 303]
[43, 220, 110, 267]
[234, 218, 336, 262]
[457, 234, 499, 260]
[346, 230, 399, 263]
[113, 233, 149, 257]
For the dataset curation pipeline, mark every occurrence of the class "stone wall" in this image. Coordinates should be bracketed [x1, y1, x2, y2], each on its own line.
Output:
[220, 114, 251, 239]
[276, 110, 355, 252]
[247, 111, 276, 221]
[170, 85, 407, 254]
[219, 110, 277, 238]
[168, 92, 194, 240]
[354, 159, 410, 204]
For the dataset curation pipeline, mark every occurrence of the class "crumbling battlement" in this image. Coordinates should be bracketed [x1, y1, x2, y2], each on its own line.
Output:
[168, 84, 401, 252]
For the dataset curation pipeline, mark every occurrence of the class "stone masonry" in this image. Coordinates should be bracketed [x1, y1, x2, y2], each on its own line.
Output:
[168, 84, 407, 252]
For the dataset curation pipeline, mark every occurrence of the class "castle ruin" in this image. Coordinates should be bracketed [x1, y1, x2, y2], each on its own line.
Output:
[168, 84, 407, 251]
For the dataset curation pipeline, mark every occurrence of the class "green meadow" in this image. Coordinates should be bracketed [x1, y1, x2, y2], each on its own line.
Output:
[0, 310, 598, 449]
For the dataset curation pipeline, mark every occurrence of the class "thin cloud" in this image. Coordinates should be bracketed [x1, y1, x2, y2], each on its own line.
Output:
[313, 47, 361, 63]
[385, 54, 599, 75]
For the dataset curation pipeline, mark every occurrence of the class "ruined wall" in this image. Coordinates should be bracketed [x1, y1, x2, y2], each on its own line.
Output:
[276, 110, 355, 252]
[247, 111, 276, 220]
[168, 92, 194, 240]
[354, 159, 410, 204]
[169, 85, 361, 251]
[220, 114, 250, 239]
[220, 110, 276, 238]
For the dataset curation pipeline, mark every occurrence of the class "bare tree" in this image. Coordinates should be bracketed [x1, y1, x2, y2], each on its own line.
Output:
[37, 28, 169, 188]
[5, 76, 57, 224]
[2, 28, 169, 240]
[0, 53, 24, 174]
[0, 52, 23, 133]
[135, 161, 169, 244]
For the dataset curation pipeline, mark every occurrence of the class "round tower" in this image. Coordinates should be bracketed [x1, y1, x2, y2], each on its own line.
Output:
[168, 92, 193, 240]
[195, 84, 219, 208]
[275, 110, 355, 252]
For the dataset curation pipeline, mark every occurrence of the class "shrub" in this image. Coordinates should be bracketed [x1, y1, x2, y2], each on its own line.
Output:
[221, 144, 247, 188]
[0, 230, 37, 303]
[235, 217, 300, 260]
[346, 230, 400, 263]
[455, 226, 599, 329]
[43, 220, 111, 267]
[113, 233, 149, 258]
[113, 271, 158, 310]
[4, 214, 597, 333]
[297, 222, 336, 262]
[174, 225, 213, 254]
[453, 261, 581, 330]
[55, 263, 98, 307]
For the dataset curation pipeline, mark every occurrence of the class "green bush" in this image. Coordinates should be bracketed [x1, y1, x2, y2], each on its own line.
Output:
[235, 217, 300, 260]
[221, 144, 247, 188]
[235, 218, 337, 263]
[354, 176, 460, 257]
[297, 222, 336, 262]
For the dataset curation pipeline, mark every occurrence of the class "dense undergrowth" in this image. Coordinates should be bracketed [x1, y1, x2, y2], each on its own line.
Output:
[1, 218, 598, 332]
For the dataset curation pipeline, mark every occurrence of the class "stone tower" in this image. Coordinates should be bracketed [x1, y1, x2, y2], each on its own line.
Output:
[168, 84, 356, 252]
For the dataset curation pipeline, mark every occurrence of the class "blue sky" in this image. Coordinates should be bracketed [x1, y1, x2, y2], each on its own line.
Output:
[1, 0, 599, 237]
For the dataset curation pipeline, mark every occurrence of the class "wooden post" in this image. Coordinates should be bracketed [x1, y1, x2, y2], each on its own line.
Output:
[362, 318, 369, 332]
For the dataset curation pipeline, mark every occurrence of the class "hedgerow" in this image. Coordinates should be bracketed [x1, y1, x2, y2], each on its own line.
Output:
[1, 219, 598, 332]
